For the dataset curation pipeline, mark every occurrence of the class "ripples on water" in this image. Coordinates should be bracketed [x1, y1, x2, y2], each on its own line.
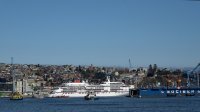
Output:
[0, 97, 200, 112]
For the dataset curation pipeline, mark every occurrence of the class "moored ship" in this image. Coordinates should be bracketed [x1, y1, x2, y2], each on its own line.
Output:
[129, 88, 200, 98]
[129, 63, 200, 98]
[48, 76, 130, 98]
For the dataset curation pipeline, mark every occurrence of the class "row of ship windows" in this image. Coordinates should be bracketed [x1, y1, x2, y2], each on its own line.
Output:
[63, 86, 123, 89]
[63, 88, 123, 90]
[63, 92, 126, 94]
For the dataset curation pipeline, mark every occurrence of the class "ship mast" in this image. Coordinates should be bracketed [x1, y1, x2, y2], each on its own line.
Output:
[129, 58, 132, 72]
[11, 57, 15, 92]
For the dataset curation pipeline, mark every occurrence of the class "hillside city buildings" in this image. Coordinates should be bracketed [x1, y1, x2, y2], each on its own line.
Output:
[0, 62, 197, 97]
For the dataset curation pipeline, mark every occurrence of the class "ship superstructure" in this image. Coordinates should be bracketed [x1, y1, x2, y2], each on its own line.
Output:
[48, 76, 130, 98]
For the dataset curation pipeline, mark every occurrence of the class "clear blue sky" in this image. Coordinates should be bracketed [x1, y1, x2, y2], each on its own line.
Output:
[0, 0, 200, 67]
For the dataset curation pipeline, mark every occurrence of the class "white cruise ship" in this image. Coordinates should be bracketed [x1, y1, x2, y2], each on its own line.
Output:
[48, 76, 130, 98]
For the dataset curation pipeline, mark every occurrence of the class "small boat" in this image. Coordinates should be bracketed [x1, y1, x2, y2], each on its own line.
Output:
[10, 92, 23, 100]
[84, 91, 98, 100]
[33, 91, 44, 99]
[48, 87, 69, 98]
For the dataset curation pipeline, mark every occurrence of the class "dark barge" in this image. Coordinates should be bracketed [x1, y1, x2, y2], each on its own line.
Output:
[129, 63, 200, 98]
[129, 88, 200, 98]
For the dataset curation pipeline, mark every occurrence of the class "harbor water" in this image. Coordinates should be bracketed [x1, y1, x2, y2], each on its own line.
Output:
[0, 97, 200, 112]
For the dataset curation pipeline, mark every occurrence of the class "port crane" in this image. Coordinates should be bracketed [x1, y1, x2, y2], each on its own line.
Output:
[187, 63, 200, 87]
[10, 57, 23, 100]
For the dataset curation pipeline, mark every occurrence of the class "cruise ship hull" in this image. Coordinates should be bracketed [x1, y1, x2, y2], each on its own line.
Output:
[48, 76, 130, 98]
[49, 91, 129, 98]
[67, 92, 128, 98]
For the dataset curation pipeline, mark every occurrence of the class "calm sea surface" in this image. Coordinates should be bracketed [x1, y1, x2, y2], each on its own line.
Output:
[0, 97, 200, 112]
